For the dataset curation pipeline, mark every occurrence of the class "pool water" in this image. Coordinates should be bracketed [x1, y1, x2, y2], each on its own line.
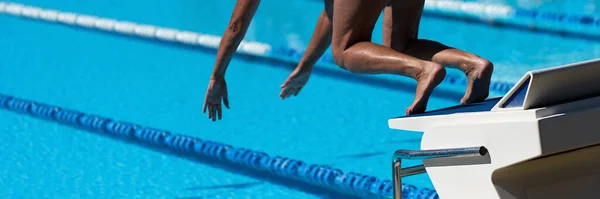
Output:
[1, 0, 599, 198]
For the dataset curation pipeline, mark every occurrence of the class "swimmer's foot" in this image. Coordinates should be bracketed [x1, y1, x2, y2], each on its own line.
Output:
[460, 60, 493, 104]
[406, 63, 446, 115]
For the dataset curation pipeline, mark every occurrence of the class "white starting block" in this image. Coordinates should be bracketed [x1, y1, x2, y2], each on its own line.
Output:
[389, 58, 600, 199]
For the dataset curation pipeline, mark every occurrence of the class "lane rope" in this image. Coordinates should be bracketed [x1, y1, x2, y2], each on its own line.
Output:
[424, 0, 600, 29]
[0, 93, 440, 199]
[301, 0, 600, 40]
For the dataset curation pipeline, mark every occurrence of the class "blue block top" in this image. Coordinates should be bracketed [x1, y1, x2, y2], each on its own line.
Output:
[393, 97, 502, 119]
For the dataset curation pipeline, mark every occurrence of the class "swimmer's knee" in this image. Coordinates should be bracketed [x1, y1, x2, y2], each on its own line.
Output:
[473, 57, 494, 71]
[332, 50, 361, 72]
[331, 49, 347, 70]
[460, 54, 493, 70]
[461, 57, 494, 77]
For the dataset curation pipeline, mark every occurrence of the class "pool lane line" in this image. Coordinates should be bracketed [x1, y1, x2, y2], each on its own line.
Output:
[0, 94, 441, 199]
[0, 1, 515, 95]
[300, 0, 600, 41]
[421, 0, 600, 41]
[423, 0, 600, 30]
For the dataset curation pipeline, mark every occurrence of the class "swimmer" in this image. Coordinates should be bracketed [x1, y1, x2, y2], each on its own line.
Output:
[203, 0, 332, 121]
[205, 0, 493, 120]
[280, 0, 493, 115]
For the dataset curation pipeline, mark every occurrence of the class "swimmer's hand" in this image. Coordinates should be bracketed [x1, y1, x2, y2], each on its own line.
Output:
[280, 67, 312, 99]
[203, 77, 230, 121]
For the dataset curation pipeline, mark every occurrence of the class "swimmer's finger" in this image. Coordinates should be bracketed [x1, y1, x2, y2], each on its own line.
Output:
[283, 88, 292, 99]
[280, 79, 290, 88]
[293, 87, 302, 96]
[209, 104, 214, 119]
[286, 88, 294, 98]
[287, 88, 297, 98]
[280, 88, 289, 99]
[202, 100, 208, 113]
[217, 104, 222, 120]
[213, 104, 218, 121]
[211, 105, 217, 122]
[223, 96, 230, 109]
[279, 87, 287, 98]
[207, 104, 212, 119]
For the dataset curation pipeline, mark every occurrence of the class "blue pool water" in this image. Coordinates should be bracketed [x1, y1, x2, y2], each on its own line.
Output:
[1, 0, 599, 198]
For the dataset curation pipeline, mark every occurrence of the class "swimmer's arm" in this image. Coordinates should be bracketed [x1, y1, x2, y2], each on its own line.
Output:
[210, 0, 261, 80]
[296, 10, 332, 72]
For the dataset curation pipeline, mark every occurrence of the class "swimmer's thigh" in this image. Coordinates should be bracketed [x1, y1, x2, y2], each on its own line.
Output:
[382, 0, 425, 51]
[331, 0, 388, 56]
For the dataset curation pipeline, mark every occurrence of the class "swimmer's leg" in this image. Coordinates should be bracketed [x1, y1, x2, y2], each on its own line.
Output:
[331, 0, 445, 115]
[404, 40, 494, 104]
[382, 0, 423, 51]
[382, 0, 493, 104]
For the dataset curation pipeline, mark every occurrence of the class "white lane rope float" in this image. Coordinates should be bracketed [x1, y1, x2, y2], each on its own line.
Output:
[0, 2, 272, 57]
[424, 0, 600, 34]
[425, 0, 513, 18]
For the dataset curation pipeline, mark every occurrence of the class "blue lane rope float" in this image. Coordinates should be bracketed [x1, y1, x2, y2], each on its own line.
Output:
[0, 93, 440, 199]
[0, 2, 515, 95]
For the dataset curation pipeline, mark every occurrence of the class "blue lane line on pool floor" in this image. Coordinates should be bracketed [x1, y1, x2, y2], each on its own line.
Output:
[0, 94, 440, 199]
